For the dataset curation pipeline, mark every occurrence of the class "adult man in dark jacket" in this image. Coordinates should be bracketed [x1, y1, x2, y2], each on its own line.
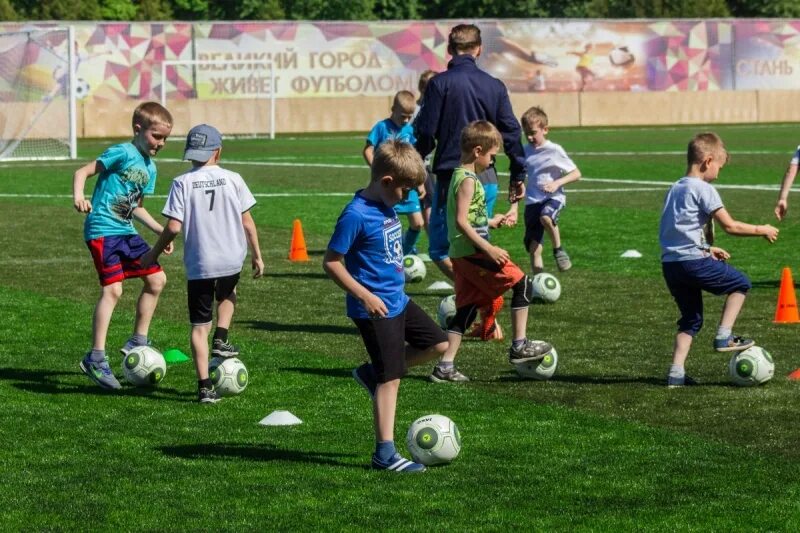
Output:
[415, 23, 526, 278]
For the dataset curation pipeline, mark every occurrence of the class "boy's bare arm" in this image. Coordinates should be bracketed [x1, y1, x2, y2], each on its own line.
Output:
[775, 163, 798, 221]
[242, 210, 264, 278]
[72, 160, 104, 212]
[363, 144, 374, 167]
[713, 207, 779, 242]
[323, 249, 388, 317]
[140, 217, 181, 268]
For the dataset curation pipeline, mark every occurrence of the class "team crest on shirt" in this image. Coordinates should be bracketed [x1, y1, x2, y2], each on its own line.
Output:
[383, 217, 403, 268]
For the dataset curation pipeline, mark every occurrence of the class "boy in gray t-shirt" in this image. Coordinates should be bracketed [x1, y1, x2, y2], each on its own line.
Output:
[142, 124, 264, 403]
[659, 132, 778, 388]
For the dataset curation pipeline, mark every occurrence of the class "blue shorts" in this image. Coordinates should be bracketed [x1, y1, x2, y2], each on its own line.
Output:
[86, 234, 162, 286]
[662, 257, 751, 335]
[483, 183, 498, 218]
[394, 189, 421, 214]
[523, 200, 564, 251]
[428, 170, 454, 262]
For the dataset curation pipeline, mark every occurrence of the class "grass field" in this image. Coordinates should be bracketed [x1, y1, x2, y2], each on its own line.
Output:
[4, 124, 800, 530]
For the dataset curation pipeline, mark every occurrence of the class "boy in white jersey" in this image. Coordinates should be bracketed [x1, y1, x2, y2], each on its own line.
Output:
[142, 124, 264, 403]
[660, 132, 778, 387]
[72, 101, 173, 390]
[774, 145, 800, 221]
[514, 106, 581, 274]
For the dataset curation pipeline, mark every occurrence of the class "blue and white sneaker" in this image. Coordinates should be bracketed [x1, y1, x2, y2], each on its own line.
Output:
[80, 353, 122, 390]
[667, 375, 698, 388]
[371, 452, 426, 473]
[352, 363, 377, 399]
[713, 335, 755, 353]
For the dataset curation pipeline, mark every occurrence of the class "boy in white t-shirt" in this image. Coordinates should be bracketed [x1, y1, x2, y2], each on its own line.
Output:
[659, 132, 778, 387]
[512, 106, 581, 274]
[141, 124, 264, 403]
[774, 145, 800, 221]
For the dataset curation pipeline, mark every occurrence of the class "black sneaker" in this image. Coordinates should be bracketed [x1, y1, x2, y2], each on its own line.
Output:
[509, 339, 553, 364]
[212, 338, 240, 358]
[198, 387, 221, 404]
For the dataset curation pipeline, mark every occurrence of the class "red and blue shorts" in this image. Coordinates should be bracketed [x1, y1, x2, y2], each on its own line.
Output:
[86, 234, 162, 286]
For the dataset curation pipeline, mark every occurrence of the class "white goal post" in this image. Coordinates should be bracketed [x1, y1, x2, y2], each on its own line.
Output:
[160, 59, 276, 140]
[0, 25, 77, 161]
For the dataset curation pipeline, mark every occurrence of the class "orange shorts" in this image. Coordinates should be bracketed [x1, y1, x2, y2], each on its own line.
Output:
[452, 254, 525, 308]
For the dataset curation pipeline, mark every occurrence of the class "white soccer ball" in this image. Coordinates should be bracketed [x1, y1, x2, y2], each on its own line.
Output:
[121, 346, 166, 386]
[728, 346, 774, 387]
[406, 414, 461, 466]
[75, 77, 90, 99]
[532, 273, 561, 303]
[209, 357, 249, 396]
[403, 254, 426, 283]
[437, 294, 457, 329]
[514, 345, 558, 380]
[609, 46, 635, 67]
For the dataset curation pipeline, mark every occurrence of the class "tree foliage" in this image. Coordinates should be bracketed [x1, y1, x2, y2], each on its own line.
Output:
[0, 0, 793, 21]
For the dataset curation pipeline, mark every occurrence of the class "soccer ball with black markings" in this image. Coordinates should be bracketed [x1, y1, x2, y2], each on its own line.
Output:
[729, 346, 774, 387]
[532, 273, 561, 303]
[209, 357, 249, 396]
[514, 345, 558, 380]
[122, 346, 166, 386]
[403, 254, 426, 283]
[437, 294, 457, 329]
[406, 414, 461, 466]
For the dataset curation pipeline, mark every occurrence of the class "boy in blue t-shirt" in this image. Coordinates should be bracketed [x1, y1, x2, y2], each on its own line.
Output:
[659, 132, 778, 387]
[363, 90, 426, 255]
[72, 101, 174, 390]
[324, 140, 448, 473]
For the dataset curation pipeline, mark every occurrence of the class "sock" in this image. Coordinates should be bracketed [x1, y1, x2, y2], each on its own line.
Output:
[131, 334, 148, 346]
[512, 338, 526, 350]
[376, 440, 397, 462]
[213, 328, 228, 342]
[90, 349, 106, 362]
[402, 228, 421, 255]
[198, 378, 213, 390]
[716, 326, 731, 340]
[438, 361, 454, 370]
[669, 365, 685, 379]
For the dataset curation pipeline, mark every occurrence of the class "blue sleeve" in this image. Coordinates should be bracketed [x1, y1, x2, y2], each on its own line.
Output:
[414, 82, 442, 158]
[97, 144, 127, 174]
[328, 207, 361, 255]
[366, 122, 386, 148]
[494, 83, 526, 182]
[143, 162, 157, 195]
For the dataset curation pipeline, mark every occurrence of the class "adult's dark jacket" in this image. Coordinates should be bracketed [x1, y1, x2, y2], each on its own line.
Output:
[414, 54, 526, 183]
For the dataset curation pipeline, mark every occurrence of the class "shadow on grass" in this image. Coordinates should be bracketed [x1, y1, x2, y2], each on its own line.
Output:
[280, 366, 352, 379]
[496, 372, 668, 387]
[243, 320, 356, 335]
[750, 279, 781, 289]
[0, 367, 194, 401]
[160, 443, 355, 466]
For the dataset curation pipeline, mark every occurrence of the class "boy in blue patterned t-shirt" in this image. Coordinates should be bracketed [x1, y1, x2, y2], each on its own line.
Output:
[363, 90, 427, 255]
[325, 140, 448, 473]
[72, 102, 174, 390]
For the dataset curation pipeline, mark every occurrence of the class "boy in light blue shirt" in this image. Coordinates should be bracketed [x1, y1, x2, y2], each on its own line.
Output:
[72, 101, 174, 390]
[659, 132, 778, 387]
[363, 90, 426, 255]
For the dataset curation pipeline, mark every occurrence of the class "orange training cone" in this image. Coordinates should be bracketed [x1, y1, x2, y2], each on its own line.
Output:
[288, 219, 309, 262]
[774, 267, 800, 324]
[788, 368, 800, 381]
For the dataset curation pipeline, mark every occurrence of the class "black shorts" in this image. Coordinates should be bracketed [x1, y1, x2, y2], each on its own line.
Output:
[187, 273, 240, 325]
[352, 299, 447, 382]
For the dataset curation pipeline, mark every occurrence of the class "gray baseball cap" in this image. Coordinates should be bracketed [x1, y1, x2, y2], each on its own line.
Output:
[184, 124, 222, 162]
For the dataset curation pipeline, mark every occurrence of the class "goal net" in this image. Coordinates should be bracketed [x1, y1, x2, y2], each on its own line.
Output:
[0, 26, 77, 161]
[161, 59, 275, 139]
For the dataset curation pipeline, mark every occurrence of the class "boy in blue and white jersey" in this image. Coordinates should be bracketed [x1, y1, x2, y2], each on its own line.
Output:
[514, 106, 581, 275]
[363, 90, 426, 255]
[72, 101, 173, 390]
[324, 140, 448, 473]
[660, 132, 778, 387]
[141, 124, 264, 404]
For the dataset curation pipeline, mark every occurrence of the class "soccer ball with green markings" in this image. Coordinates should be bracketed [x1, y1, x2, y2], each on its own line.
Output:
[406, 414, 461, 466]
[532, 272, 561, 303]
[122, 346, 166, 386]
[728, 346, 774, 387]
[209, 357, 249, 396]
[437, 294, 457, 329]
[403, 254, 426, 283]
[514, 345, 558, 380]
